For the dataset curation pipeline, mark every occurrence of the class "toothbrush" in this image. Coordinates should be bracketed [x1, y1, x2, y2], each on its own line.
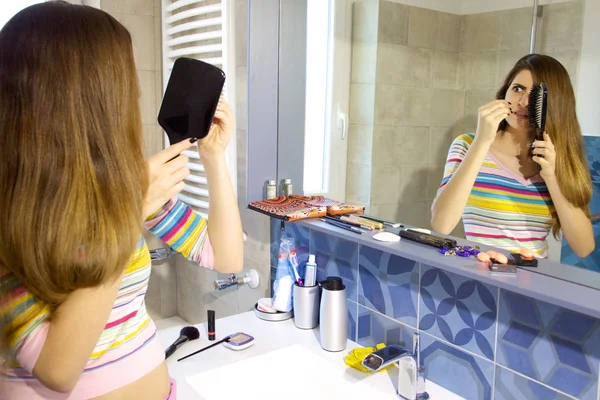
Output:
[288, 250, 304, 286]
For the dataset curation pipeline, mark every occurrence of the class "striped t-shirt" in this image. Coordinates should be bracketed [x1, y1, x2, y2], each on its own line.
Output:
[0, 197, 214, 399]
[439, 133, 553, 257]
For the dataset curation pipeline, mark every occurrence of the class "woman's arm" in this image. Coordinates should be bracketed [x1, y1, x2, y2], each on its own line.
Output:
[431, 136, 492, 234]
[431, 100, 510, 234]
[32, 276, 121, 393]
[198, 99, 243, 273]
[544, 177, 594, 257]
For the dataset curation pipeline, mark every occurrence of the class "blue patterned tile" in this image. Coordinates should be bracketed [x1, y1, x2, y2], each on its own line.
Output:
[497, 289, 600, 400]
[584, 136, 600, 182]
[421, 333, 494, 400]
[494, 366, 571, 400]
[357, 305, 416, 348]
[561, 226, 600, 272]
[270, 219, 310, 270]
[310, 230, 359, 301]
[348, 299, 358, 342]
[418, 265, 498, 360]
[358, 246, 419, 328]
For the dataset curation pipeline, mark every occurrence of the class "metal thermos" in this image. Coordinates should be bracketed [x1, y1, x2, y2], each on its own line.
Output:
[319, 277, 347, 352]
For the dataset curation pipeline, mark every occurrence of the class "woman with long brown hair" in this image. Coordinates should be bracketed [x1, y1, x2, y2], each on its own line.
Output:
[431, 54, 594, 258]
[0, 2, 242, 399]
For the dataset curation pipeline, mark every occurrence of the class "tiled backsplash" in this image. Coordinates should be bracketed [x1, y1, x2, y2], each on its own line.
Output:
[561, 136, 600, 272]
[273, 220, 600, 400]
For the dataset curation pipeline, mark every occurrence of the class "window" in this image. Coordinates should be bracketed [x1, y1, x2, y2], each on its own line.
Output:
[0, 1, 44, 29]
[161, 0, 237, 218]
[303, 0, 350, 201]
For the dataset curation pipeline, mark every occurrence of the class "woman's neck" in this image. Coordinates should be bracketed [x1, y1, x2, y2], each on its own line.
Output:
[498, 125, 534, 157]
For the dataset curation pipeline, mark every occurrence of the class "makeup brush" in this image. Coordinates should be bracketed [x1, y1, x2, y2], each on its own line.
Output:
[165, 326, 200, 359]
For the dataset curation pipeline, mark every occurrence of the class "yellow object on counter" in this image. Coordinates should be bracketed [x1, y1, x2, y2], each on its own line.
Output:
[344, 343, 389, 372]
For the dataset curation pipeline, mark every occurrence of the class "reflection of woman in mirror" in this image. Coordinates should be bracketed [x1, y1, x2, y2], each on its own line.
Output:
[431, 54, 594, 259]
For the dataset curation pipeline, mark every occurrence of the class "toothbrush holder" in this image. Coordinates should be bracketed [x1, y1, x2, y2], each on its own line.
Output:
[292, 283, 321, 329]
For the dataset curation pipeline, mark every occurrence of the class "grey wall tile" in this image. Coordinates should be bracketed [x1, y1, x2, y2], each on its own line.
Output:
[347, 124, 374, 166]
[407, 7, 437, 50]
[346, 164, 372, 205]
[537, 0, 583, 50]
[235, 0, 248, 68]
[400, 87, 431, 127]
[353, 0, 380, 44]
[102, 0, 154, 16]
[350, 84, 376, 125]
[430, 89, 465, 127]
[376, 43, 432, 87]
[460, 12, 503, 53]
[374, 84, 405, 126]
[351, 42, 378, 84]
[378, 1, 408, 45]
[372, 126, 401, 167]
[500, 7, 533, 51]
[431, 50, 460, 90]
[370, 166, 401, 205]
[399, 164, 428, 203]
[465, 51, 500, 90]
[436, 12, 461, 52]
[401, 127, 430, 166]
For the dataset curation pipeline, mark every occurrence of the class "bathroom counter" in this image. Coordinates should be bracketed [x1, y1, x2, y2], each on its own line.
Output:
[156, 311, 463, 400]
[297, 219, 600, 319]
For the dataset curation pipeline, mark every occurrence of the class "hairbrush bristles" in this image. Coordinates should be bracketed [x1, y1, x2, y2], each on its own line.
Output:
[181, 326, 200, 340]
[528, 82, 548, 132]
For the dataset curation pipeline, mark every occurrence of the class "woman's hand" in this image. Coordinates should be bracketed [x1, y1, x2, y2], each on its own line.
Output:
[143, 139, 195, 219]
[196, 97, 234, 157]
[531, 131, 556, 181]
[475, 100, 512, 145]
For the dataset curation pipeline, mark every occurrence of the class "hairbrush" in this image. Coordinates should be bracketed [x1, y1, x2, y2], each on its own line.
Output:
[528, 82, 548, 137]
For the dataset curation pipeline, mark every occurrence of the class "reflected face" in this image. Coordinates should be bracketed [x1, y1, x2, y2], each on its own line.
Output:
[504, 69, 534, 131]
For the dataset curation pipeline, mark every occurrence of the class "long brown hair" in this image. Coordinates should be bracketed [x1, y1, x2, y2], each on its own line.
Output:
[0, 1, 147, 306]
[496, 54, 592, 238]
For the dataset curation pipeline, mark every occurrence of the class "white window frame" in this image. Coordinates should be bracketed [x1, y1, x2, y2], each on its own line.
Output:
[303, 0, 351, 201]
[161, 0, 237, 218]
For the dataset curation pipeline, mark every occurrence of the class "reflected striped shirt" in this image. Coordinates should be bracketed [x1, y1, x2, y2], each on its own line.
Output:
[438, 134, 553, 257]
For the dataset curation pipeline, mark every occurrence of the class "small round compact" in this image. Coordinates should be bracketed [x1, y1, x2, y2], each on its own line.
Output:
[223, 332, 255, 351]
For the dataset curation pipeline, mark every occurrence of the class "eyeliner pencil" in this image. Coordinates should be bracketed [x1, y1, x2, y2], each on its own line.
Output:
[320, 218, 362, 234]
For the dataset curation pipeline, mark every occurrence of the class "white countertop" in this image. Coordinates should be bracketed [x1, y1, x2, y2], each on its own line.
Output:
[155, 311, 463, 400]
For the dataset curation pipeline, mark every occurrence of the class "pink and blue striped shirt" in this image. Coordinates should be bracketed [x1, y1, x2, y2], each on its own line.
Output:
[439, 134, 553, 257]
[0, 197, 213, 399]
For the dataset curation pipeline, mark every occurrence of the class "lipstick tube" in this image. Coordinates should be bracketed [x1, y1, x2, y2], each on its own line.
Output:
[207, 310, 215, 341]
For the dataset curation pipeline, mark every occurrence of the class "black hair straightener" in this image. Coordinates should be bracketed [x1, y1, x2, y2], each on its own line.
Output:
[397, 229, 457, 249]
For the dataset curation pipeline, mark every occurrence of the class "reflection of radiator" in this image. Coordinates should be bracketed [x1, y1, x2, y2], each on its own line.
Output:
[161, 0, 236, 217]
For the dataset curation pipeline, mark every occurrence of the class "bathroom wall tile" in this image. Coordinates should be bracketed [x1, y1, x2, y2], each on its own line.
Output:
[351, 42, 378, 84]
[419, 265, 498, 361]
[584, 136, 600, 182]
[465, 51, 500, 91]
[398, 200, 429, 229]
[494, 365, 572, 400]
[370, 166, 401, 205]
[270, 219, 310, 270]
[235, 0, 248, 68]
[560, 226, 600, 272]
[436, 12, 460, 53]
[464, 89, 497, 132]
[352, 0, 380, 44]
[400, 127, 430, 166]
[236, 129, 247, 207]
[429, 126, 456, 165]
[243, 213, 270, 264]
[407, 7, 437, 50]
[421, 333, 494, 400]
[347, 124, 374, 166]
[348, 300, 358, 341]
[426, 164, 446, 201]
[377, 1, 409, 46]
[399, 87, 431, 127]
[460, 12, 503, 53]
[346, 164, 372, 205]
[145, 264, 162, 320]
[358, 246, 419, 328]
[430, 89, 464, 127]
[143, 125, 163, 158]
[368, 204, 401, 223]
[155, 262, 178, 318]
[349, 84, 376, 125]
[357, 305, 416, 348]
[398, 164, 429, 203]
[431, 50, 460, 90]
[372, 126, 401, 167]
[499, 7, 534, 51]
[376, 44, 431, 88]
[101, 0, 154, 16]
[310, 230, 359, 302]
[497, 289, 600, 400]
[374, 84, 405, 126]
[537, 1, 583, 50]
[138, 70, 157, 125]
[112, 13, 155, 71]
